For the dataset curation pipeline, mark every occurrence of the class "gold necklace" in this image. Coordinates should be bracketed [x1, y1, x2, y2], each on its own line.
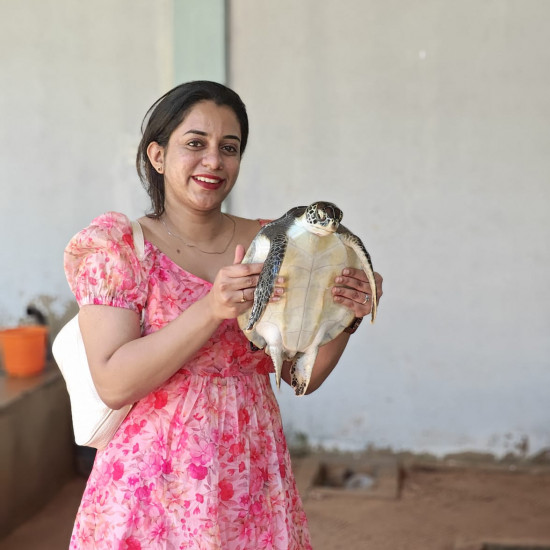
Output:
[160, 214, 236, 255]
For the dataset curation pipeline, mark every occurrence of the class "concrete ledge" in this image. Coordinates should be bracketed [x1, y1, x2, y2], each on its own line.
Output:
[293, 452, 401, 501]
[0, 363, 74, 538]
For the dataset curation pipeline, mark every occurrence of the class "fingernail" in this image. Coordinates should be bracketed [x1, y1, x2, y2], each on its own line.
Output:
[343, 269, 350, 276]
[335, 276, 343, 283]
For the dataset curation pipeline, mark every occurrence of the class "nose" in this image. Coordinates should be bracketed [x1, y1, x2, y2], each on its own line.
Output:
[201, 147, 223, 170]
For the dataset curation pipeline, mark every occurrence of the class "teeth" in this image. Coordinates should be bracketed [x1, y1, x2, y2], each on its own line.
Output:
[195, 176, 220, 184]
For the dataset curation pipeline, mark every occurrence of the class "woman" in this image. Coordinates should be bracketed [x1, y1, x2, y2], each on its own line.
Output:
[65, 81, 383, 549]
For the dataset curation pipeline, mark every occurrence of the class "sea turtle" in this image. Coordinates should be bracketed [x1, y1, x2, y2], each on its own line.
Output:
[238, 201, 377, 395]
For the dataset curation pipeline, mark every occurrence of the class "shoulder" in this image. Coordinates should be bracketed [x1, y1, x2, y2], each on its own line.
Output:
[66, 212, 132, 249]
[230, 214, 264, 248]
[63, 212, 147, 308]
[64, 211, 140, 273]
[84, 211, 132, 236]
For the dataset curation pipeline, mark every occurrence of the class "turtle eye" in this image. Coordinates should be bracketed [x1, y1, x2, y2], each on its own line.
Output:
[317, 210, 326, 221]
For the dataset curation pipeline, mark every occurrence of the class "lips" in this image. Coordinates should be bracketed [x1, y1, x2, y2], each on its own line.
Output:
[192, 174, 225, 190]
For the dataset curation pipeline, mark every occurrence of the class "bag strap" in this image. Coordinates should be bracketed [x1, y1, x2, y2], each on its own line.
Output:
[130, 220, 145, 261]
[128, 220, 146, 325]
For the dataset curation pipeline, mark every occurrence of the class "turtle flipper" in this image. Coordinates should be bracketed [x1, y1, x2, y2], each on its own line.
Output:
[290, 349, 318, 396]
[268, 344, 285, 389]
[337, 226, 377, 323]
[245, 233, 289, 331]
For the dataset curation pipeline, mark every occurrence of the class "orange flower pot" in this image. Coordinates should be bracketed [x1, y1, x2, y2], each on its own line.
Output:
[0, 326, 48, 378]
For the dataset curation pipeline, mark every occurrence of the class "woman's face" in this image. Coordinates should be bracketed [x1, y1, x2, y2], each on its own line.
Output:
[149, 100, 242, 213]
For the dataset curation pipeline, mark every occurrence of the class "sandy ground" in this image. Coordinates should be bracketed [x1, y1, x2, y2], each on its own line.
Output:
[300, 459, 550, 550]
[1, 456, 550, 550]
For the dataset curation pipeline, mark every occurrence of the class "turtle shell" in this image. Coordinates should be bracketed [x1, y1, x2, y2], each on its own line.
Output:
[237, 202, 376, 395]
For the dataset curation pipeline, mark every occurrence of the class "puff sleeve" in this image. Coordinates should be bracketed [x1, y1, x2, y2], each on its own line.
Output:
[64, 212, 147, 315]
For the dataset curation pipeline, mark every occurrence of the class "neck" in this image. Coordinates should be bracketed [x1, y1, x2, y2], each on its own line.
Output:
[160, 203, 236, 255]
[163, 204, 226, 243]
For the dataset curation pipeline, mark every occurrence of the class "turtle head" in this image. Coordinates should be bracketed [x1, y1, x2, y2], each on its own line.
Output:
[302, 201, 343, 235]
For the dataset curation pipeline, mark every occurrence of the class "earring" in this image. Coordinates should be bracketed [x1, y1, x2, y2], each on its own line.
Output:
[157, 166, 163, 173]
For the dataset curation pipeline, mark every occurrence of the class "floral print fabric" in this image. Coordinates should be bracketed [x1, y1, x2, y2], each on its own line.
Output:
[64, 212, 312, 549]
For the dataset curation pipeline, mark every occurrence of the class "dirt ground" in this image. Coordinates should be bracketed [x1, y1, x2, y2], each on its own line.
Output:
[1, 455, 550, 550]
[297, 456, 550, 550]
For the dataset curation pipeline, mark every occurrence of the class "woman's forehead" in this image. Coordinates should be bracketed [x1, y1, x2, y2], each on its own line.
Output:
[176, 101, 241, 138]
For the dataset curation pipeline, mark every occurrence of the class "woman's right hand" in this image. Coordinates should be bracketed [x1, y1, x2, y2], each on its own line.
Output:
[206, 245, 282, 321]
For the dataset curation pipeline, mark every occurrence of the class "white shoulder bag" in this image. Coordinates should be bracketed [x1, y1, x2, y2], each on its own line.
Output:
[53, 220, 145, 450]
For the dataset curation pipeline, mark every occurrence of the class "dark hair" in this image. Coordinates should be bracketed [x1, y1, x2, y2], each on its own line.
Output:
[136, 81, 249, 218]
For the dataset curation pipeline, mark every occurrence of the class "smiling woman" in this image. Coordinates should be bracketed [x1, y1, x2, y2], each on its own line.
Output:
[147, 101, 242, 218]
[62, 80, 383, 549]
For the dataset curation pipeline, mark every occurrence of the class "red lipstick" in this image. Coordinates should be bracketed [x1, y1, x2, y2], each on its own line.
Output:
[192, 174, 225, 190]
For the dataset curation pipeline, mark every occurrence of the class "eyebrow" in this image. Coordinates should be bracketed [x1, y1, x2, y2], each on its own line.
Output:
[184, 129, 241, 142]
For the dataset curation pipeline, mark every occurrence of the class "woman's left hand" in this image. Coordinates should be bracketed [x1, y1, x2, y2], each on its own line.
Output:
[292, 268, 383, 394]
[332, 269, 383, 318]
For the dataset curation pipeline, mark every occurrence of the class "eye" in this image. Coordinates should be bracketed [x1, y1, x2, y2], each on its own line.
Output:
[186, 139, 204, 148]
[221, 144, 239, 155]
[318, 210, 326, 220]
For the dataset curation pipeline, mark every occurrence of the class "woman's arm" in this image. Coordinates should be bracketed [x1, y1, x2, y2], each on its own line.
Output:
[279, 269, 383, 395]
[80, 245, 263, 409]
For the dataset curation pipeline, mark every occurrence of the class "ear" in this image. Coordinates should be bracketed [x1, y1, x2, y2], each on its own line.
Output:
[146, 141, 165, 172]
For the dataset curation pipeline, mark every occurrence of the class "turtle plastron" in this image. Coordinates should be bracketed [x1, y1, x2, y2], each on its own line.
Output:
[238, 202, 377, 396]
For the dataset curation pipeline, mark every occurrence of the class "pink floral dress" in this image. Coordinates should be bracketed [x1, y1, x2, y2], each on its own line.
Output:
[64, 212, 312, 550]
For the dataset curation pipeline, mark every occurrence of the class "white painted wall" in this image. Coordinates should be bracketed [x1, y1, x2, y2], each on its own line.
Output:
[0, 0, 173, 324]
[229, 0, 550, 456]
[1, 0, 548, 458]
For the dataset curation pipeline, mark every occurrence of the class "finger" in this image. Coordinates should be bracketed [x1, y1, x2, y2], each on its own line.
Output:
[242, 276, 285, 303]
[332, 287, 372, 313]
[332, 286, 370, 304]
[222, 261, 264, 280]
[269, 283, 285, 302]
[332, 293, 371, 315]
[237, 288, 247, 303]
[334, 274, 370, 292]
[336, 270, 383, 300]
[341, 267, 368, 281]
[240, 274, 260, 292]
[242, 275, 285, 301]
[233, 244, 246, 264]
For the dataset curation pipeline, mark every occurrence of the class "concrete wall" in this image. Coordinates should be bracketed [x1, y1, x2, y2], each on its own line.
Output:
[1, 0, 548, 458]
[0, 0, 173, 325]
[229, 0, 550, 456]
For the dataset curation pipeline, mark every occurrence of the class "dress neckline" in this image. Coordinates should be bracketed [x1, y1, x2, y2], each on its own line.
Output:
[138, 217, 267, 286]
[144, 239, 214, 286]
